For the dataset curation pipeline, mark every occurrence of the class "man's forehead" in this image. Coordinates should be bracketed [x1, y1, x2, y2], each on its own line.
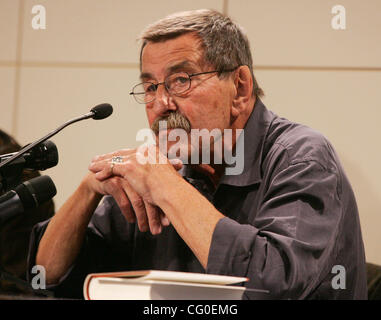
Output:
[140, 34, 205, 78]
[140, 60, 199, 80]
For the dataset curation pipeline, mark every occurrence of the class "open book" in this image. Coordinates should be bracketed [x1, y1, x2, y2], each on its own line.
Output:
[83, 270, 249, 300]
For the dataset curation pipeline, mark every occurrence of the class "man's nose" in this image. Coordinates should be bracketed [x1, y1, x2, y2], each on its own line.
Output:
[153, 84, 177, 113]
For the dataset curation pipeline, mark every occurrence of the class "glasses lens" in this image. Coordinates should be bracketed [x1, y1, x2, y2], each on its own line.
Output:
[132, 82, 156, 104]
[166, 72, 191, 95]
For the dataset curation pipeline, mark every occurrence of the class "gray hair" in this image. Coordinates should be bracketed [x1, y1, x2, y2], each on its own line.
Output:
[139, 9, 264, 98]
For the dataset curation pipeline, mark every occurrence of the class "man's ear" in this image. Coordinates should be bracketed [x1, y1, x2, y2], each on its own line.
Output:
[231, 65, 253, 117]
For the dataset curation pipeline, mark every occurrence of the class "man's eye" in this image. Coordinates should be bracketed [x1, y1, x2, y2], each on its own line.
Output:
[174, 76, 188, 84]
[145, 84, 157, 92]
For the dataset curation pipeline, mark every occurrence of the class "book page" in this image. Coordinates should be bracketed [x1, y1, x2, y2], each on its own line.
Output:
[90, 270, 248, 285]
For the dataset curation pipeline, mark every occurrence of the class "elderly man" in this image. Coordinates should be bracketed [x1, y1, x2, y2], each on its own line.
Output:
[28, 9, 367, 299]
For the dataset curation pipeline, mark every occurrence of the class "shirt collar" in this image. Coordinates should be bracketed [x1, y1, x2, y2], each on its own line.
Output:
[180, 99, 275, 188]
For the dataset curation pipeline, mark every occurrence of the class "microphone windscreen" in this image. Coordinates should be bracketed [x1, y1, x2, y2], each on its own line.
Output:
[90, 103, 113, 120]
[15, 175, 57, 210]
[31, 175, 57, 204]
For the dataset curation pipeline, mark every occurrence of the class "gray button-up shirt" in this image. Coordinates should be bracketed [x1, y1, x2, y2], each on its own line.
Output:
[27, 99, 367, 299]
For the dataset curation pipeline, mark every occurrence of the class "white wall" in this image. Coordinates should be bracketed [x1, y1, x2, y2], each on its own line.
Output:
[1, 0, 380, 264]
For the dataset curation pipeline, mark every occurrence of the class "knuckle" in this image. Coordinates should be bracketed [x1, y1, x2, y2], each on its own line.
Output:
[131, 198, 145, 211]
[147, 207, 160, 221]
[109, 176, 121, 187]
[124, 159, 135, 169]
[119, 197, 131, 210]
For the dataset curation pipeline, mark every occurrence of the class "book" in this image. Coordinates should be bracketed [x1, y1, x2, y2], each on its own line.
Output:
[83, 270, 248, 300]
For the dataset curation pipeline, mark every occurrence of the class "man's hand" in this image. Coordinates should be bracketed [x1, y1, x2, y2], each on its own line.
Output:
[88, 146, 183, 235]
[88, 145, 224, 268]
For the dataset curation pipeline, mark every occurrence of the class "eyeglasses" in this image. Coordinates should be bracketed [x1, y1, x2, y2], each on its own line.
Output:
[129, 68, 238, 104]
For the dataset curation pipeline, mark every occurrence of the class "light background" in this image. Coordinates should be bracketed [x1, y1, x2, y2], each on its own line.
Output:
[1, 0, 380, 265]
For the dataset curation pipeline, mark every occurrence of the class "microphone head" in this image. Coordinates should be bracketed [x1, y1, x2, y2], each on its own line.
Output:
[15, 175, 57, 210]
[90, 103, 113, 120]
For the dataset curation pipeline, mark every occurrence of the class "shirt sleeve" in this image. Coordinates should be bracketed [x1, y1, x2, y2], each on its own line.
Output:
[206, 158, 343, 300]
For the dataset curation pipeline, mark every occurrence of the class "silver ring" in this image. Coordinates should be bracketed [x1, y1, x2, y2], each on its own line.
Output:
[111, 156, 124, 164]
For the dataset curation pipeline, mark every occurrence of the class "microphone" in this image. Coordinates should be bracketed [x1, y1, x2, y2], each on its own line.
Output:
[90, 103, 113, 120]
[0, 103, 113, 169]
[0, 140, 58, 171]
[0, 175, 57, 224]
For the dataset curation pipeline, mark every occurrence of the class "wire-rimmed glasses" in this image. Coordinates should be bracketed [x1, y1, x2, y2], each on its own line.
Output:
[130, 68, 238, 104]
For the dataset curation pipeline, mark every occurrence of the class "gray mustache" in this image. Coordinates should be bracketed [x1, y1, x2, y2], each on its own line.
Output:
[151, 112, 191, 134]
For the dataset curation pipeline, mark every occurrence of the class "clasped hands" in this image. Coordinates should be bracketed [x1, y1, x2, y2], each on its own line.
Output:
[87, 145, 183, 235]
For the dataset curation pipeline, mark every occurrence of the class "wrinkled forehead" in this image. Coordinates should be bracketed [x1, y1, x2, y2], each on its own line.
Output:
[139, 33, 207, 74]
[140, 60, 200, 82]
